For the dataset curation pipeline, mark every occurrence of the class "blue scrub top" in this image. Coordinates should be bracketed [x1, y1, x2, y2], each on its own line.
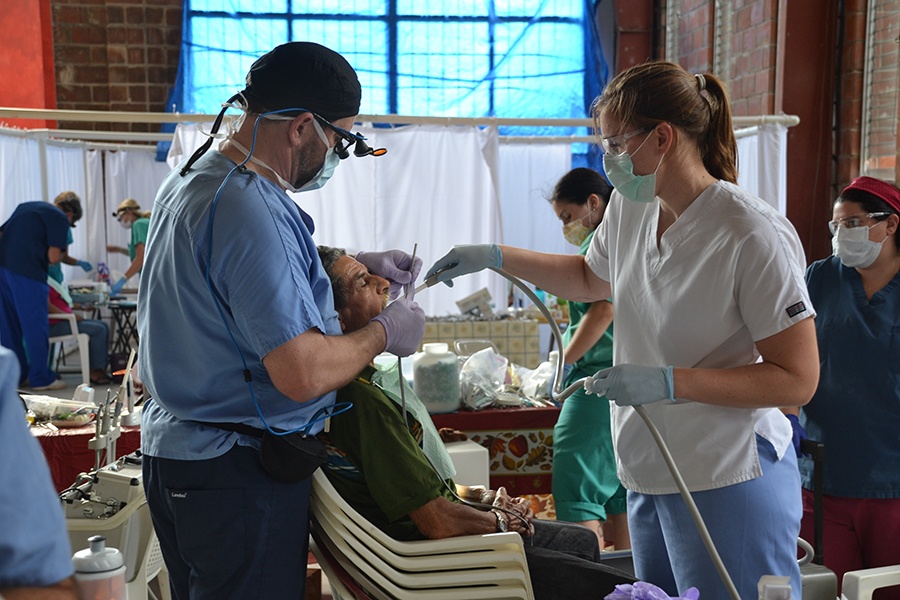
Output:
[138, 151, 342, 460]
[0, 346, 75, 587]
[801, 256, 900, 498]
[0, 202, 69, 282]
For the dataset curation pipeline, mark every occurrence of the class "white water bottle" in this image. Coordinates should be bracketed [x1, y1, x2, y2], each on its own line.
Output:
[72, 535, 126, 600]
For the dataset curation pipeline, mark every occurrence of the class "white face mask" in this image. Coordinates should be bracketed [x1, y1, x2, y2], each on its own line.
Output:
[118, 219, 132, 230]
[230, 118, 339, 193]
[602, 131, 664, 203]
[831, 224, 884, 268]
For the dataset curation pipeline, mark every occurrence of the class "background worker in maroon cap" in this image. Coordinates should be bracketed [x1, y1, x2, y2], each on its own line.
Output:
[794, 176, 900, 599]
[138, 41, 425, 599]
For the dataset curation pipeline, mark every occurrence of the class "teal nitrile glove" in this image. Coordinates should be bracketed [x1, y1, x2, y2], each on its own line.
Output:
[76, 259, 93, 272]
[110, 277, 126, 296]
[584, 364, 675, 406]
[423, 244, 502, 288]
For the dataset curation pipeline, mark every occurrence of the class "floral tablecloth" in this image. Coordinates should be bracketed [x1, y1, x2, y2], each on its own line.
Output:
[432, 405, 560, 518]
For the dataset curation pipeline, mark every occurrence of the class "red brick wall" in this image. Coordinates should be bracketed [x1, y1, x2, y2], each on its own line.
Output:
[729, 1, 779, 116]
[51, 0, 182, 132]
[679, 0, 713, 74]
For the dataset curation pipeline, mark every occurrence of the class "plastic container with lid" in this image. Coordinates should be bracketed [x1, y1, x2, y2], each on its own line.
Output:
[414, 343, 461, 414]
[72, 535, 126, 600]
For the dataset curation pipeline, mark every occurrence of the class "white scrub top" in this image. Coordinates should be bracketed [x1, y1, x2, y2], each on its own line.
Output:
[586, 181, 814, 494]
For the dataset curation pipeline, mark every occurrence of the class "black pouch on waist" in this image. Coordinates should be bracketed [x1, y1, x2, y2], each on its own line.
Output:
[259, 430, 327, 483]
[198, 421, 326, 483]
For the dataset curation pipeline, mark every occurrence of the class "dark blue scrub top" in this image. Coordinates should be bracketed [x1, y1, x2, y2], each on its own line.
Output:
[0, 202, 70, 282]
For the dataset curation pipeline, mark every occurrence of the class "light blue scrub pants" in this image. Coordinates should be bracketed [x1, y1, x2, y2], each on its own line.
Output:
[628, 435, 802, 600]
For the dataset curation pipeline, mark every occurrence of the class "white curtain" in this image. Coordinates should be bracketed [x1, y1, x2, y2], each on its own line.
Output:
[45, 142, 89, 283]
[103, 149, 173, 278]
[736, 123, 788, 215]
[0, 132, 42, 221]
[0, 122, 788, 314]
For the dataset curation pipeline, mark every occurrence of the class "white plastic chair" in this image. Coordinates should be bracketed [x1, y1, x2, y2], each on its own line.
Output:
[49, 313, 90, 385]
[841, 565, 900, 600]
[309, 468, 535, 600]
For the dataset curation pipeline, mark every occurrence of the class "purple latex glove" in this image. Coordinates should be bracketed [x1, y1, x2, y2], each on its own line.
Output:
[371, 297, 425, 357]
[356, 250, 423, 300]
[605, 582, 700, 600]
[786, 413, 808, 458]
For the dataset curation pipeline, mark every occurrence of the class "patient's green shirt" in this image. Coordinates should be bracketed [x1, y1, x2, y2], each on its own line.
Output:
[318, 365, 456, 540]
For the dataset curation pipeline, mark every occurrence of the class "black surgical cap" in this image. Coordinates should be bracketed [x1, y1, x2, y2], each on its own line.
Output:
[242, 42, 362, 122]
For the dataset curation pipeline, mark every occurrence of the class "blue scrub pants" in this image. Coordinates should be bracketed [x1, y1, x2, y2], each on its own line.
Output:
[0, 268, 55, 387]
[49, 319, 109, 371]
[143, 445, 312, 600]
[628, 435, 802, 600]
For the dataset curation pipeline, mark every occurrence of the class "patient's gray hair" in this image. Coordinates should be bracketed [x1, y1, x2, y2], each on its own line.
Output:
[317, 245, 349, 310]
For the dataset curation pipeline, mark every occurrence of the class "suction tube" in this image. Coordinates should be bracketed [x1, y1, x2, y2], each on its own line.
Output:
[490, 266, 742, 600]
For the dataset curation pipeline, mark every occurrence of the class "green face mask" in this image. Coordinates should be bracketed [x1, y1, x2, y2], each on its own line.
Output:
[602, 131, 664, 203]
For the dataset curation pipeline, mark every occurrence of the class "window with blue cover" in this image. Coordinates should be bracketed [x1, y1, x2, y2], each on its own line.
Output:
[174, 1, 606, 146]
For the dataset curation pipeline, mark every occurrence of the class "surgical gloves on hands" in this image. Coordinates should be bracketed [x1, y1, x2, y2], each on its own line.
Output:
[606, 582, 699, 600]
[371, 297, 425, 357]
[76, 259, 93, 272]
[110, 277, 127, 297]
[584, 364, 675, 406]
[424, 244, 502, 287]
[355, 250, 423, 300]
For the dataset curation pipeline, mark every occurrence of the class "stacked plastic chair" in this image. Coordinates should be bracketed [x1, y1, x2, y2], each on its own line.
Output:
[309, 468, 535, 600]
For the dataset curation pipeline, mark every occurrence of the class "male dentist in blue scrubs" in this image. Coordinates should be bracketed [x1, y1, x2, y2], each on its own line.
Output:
[138, 42, 425, 598]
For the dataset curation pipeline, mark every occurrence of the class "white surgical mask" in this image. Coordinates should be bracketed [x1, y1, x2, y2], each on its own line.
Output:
[118, 219, 132, 230]
[602, 132, 664, 203]
[831, 224, 884, 268]
[230, 118, 339, 193]
[561, 206, 596, 246]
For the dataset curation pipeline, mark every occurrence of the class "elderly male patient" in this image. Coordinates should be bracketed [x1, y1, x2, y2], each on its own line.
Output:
[315, 245, 635, 600]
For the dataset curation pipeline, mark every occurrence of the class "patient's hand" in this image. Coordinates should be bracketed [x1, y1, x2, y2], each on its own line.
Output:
[439, 427, 468, 443]
[492, 487, 534, 537]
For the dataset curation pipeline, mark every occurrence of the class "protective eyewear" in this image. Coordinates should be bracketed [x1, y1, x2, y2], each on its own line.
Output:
[600, 127, 652, 156]
[827, 212, 891, 235]
[315, 116, 387, 159]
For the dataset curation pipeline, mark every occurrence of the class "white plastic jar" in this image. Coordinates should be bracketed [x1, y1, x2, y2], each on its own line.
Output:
[414, 343, 461, 414]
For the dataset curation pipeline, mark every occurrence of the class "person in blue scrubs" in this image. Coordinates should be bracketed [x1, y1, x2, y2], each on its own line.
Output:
[0, 346, 77, 598]
[138, 42, 425, 599]
[48, 191, 93, 284]
[796, 176, 900, 599]
[0, 201, 70, 390]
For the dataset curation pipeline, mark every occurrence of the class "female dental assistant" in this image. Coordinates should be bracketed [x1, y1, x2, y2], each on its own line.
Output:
[425, 61, 819, 600]
[549, 168, 629, 551]
[106, 198, 150, 296]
